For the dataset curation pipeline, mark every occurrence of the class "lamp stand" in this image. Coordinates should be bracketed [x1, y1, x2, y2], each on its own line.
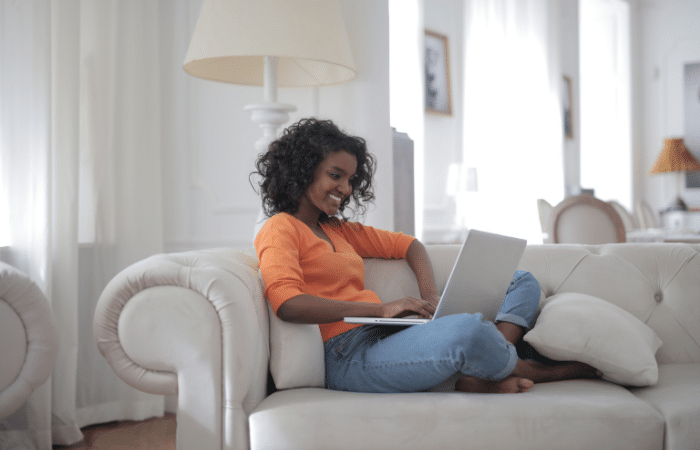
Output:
[670, 171, 688, 211]
[244, 56, 296, 154]
[249, 56, 297, 238]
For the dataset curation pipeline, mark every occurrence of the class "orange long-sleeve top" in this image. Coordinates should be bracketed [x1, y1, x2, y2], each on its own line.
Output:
[255, 212, 415, 342]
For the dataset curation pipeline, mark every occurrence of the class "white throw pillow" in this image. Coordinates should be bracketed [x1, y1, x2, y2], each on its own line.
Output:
[257, 260, 324, 390]
[523, 292, 662, 386]
[267, 303, 326, 389]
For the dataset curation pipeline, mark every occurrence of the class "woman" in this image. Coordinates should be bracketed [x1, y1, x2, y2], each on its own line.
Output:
[253, 118, 598, 394]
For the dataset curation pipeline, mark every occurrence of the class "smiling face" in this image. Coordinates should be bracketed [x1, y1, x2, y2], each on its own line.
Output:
[294, 150, 358, 225]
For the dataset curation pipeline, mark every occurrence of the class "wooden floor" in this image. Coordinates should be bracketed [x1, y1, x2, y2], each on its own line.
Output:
[53, 414, 176, 450]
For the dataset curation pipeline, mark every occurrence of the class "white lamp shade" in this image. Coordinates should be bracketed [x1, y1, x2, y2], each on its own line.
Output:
[183, 0, 357, 87]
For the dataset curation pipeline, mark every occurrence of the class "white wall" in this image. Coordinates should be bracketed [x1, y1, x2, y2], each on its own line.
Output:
[158, 0, 700, 252]
[422, 0, 465, 242]
[161, 0, 392, 252]
[552, 0, 700, 216]
[560, 0, 582, 198]
[637, 0, 700, 213]
[419, 0, 700, 236]
[422, 0, 565, 244]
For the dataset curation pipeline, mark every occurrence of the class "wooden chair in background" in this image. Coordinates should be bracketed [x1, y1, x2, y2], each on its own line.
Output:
[607, 200, 639, 232]
[537, 199, 554, 243]
[551, 195, 627, 244]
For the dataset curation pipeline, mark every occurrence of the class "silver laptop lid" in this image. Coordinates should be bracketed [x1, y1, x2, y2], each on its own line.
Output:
[433, 229, 527, 321]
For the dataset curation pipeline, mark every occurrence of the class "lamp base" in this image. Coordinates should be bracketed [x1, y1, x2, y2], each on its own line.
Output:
[244, 102, 296, 154]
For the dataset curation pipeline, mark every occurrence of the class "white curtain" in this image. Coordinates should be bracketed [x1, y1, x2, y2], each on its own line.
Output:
[0, 1, 166, 448]
[461, 0, 564, 243]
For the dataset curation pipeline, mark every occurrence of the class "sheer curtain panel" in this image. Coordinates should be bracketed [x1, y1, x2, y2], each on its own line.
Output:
[461, 0, 564, 243]
[0, 1, 165, 448]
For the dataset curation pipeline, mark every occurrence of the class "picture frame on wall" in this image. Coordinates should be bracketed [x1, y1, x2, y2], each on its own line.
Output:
[425, 30, 452, 115]
[562, 75, 573, 139]
[684, 61, 700, 188]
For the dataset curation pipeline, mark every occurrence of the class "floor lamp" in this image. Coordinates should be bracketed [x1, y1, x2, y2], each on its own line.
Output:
[183, 0, 357, 154]
[649, 138, 700, 211]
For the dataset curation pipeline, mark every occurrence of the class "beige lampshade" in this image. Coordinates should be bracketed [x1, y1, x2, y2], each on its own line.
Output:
[650, 138, 700, 174]
[183, 0, 357, 87]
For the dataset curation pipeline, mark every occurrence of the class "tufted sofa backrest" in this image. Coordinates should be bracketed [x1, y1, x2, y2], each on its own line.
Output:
[364, 243, 700, 365]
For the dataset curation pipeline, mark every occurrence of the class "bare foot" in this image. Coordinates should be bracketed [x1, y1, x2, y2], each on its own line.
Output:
[456, 376, 534, 394]
[512, 359, 602, 383]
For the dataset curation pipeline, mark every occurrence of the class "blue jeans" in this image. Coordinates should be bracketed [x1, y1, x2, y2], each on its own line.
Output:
[324, 270, 540, 393]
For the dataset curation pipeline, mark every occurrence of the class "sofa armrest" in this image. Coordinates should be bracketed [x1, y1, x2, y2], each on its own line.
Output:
[0, 262, 59, 420]
[93, 248, 269, 450]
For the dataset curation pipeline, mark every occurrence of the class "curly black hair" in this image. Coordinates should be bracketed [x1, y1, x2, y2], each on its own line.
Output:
[251, 118, 376, 222]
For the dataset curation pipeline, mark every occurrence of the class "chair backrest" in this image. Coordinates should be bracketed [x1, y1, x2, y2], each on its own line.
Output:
[551, 195, 627, 244]
[636, 200, 658, 229]
[607, 200, 638, 231]
[537, 199, 553, 233]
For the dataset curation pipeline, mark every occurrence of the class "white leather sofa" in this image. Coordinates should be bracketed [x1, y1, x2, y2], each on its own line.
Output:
[94, 243, 700, 450]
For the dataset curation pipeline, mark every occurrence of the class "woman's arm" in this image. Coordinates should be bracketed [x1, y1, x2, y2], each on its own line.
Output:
[404, 239, 440, 306]
[277, 295, 380, 324]
[277, 239, 440, 324]
[277, 293, 436, 324]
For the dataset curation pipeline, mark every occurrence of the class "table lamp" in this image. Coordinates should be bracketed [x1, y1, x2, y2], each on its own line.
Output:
[649, 138, 700, 211]
[183, 0, 357, 153]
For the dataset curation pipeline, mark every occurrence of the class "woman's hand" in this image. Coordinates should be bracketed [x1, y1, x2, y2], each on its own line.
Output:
[424, 293, 441, 309]
[379, 296, 437, 319]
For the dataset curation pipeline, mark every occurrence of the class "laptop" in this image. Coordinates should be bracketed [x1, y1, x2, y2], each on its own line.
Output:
[344, 229, 527, 326]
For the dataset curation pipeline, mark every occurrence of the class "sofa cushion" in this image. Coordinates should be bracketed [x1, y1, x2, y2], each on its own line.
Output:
[524, 292, 662, 386]
[630, 363, 700, 450]
[249, 380, 663, 450]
